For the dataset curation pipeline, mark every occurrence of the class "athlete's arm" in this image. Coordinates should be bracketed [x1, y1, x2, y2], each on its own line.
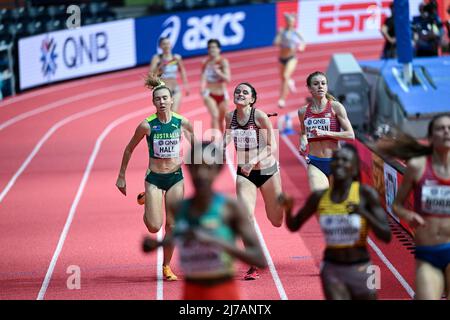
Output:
[315, 101, 354, 141]
[281, 191, 323, 232]
[393, 157, 426, 228]
[296, 31, 306, 51]
[215, 58, 231, 83]
[223, 111, 234, 148]
[200, 60, 208, 95]
[356, 185, 392, 243]
[298, 106, 308, 156]
[181, 117, 195, 146]
[273, 29, 282, 46]
[149, 54, 161, 75]
[247, 110, 276, 166]
[176, 54, 190, 96]
[116, 121, 149, 196]
[195, 199, 267, 268]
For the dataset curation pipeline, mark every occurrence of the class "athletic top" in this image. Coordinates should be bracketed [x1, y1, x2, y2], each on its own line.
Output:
[158, 54, 178, 79]
[146, 112, 183, 159]
[174, 193, 235, 280]
[279, 29, 303, 49]
[303, 100, 341, 142]
[317, 182, 369, 249]
[202, 58, 225, 83]
[230, 108, 260, 151]
[414, 156, 450, 217]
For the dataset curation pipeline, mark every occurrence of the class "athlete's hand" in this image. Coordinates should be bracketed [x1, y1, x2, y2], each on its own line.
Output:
[184, 84, 190, 96]
[278, 193, 294, 211]
[115, 177, 127, 196]
[298, 43, 306, 52]
[299, 138, 308, 157]
[311, 128, 328, 138]
[241, 163, 254, 176]
[192, 228, 216, 245]
[406, 212, 426, 229]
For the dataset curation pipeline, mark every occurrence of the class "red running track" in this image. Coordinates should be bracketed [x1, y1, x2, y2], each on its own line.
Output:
[0, 40, 416, 300]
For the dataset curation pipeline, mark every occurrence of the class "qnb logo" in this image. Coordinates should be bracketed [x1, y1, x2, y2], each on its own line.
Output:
[183, 12, 245, 51]
[318, 1, 391, 35]
[63, 32, 109, 68]
[40, 37, 58, 77]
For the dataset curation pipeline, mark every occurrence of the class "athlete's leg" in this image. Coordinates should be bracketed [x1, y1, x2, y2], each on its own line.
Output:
[445, 264, 450, 299]
[415, 260, 445, 300]
[320, 263, 352, 300]
[171, 90, 182, 113]
[163, 179, 184, 266]
[217, 99, 229, 134]
[259, 171, 283, 227]
[143, 182, 164, 233]
[279, 58, 298, 106]
[203, 96, 220, 131]
[307, 164, 329, 192]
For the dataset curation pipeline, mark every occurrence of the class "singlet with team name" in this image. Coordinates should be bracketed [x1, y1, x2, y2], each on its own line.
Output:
[279, 29, 303, 49]
[202, 58, 225, 83]
[174, 193, 235, 279]
[303, 100, 341, 142]
[146, 112, 183, 159]
[317, 182, 369, 249]
[158, 54, 178, 80]
[414, 156, 450, 217]
[230, 108, 260, 151]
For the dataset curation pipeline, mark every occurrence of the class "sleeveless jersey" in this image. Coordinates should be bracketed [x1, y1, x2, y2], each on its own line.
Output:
[317, 182, 369, 249]
[158, 54, 178, 79]
[280, 29, 302, 49]
[414, 156, 450, 217]
[202, 58, 224, 83]
[303, 100, 341, 142]
[174, 193, 235, 279]
[146, 112, 183, 159]
[230, 108, 260, 151]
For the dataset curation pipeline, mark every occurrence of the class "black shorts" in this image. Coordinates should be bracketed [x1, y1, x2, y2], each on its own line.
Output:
[236, 162, 278, 188]
[278, 56, 295, 65]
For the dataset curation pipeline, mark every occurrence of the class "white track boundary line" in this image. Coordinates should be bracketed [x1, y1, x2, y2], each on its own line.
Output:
[280, 131, 415, 298]
[156, 230, 164, 300]
[224, 149, 288, 300]
[36, 107, 149, 300]
[0, 92, 147, 204]
[37, 106, 206, 300]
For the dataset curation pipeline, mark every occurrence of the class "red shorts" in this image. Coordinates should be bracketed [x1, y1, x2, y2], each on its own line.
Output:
[209, 93, 227, 105]
[183, 279, 240, 300]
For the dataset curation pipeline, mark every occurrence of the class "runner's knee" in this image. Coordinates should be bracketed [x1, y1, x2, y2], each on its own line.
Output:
[143, 214, 162, 233]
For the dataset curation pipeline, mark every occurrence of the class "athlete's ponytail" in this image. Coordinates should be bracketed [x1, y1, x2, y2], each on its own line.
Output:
[145, 72, 172, 98]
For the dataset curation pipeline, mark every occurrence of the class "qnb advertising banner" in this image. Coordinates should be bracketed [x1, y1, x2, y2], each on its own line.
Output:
[297, 0, 422, 44]
[135, 3, 276, 64]
[18, 19, 136, 90]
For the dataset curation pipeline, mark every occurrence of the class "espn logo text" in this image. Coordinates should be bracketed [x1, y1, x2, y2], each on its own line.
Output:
[318, 1, 392, 35]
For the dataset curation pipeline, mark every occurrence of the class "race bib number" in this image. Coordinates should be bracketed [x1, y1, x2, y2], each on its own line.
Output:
[421, 185, 450, 215]
[232, 129, 258, 149]
[304, 117, 330, 139]
[153, 138, 180, 158]
[319, 214, 361, 246]
[179, 241, 227, 274]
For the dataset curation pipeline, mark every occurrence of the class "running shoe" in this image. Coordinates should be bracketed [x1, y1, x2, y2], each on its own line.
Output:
[163, 265, 178, 281]
[244, 266, 259, 280]
[137, 192, 145, 205]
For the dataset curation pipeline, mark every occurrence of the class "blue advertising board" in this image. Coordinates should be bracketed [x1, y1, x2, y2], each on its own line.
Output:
[134, 3, 276, 65]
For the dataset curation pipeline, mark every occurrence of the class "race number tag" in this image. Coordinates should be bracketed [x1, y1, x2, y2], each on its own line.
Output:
[319, 214, 362, 246]
[233, 129, 258, 149]
[304, 117, 330, 138]
[153, 138, 180, 158]
[421, 185, 450, 215]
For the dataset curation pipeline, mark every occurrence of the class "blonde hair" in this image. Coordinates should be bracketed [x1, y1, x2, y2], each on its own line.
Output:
[144, 72, 171, 97]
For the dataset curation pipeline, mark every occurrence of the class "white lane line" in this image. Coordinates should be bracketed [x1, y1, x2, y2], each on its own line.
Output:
[156, 230, 164, 300]
[0, 92, 147, 204]
[36, 107, 150, 300]
[280, 132, 415, 298]
[36, 106, 206, 300]
[224, 149, 288, 300]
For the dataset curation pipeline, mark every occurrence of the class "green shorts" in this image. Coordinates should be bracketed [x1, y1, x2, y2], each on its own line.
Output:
[145, 168, 183, 191]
